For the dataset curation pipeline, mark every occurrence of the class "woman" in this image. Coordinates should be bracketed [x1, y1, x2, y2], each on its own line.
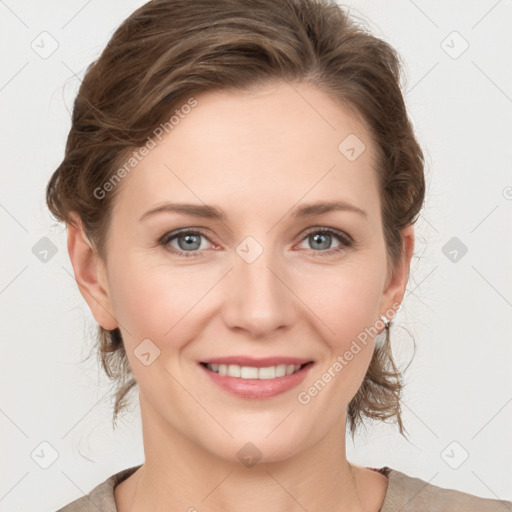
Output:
[47, 0, 510, 510]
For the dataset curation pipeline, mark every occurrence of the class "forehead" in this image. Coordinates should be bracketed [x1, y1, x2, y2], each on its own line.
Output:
[111, 82, 380, 222]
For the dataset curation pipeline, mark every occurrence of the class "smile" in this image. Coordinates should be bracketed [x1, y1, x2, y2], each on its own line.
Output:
[202, 362, 308, 379]
[199, 361, 314, 399]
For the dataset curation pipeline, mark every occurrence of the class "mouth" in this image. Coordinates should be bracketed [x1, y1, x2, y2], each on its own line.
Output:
[199, 361, 313, 379]
[198, 359, 315, 399]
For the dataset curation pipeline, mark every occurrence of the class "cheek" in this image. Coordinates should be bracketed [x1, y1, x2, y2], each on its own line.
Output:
[295, 260, 386, 393]
[107, 258, 183, 345]
[108, 255, 213, 348]
[299, 260, 386, 344]
[106, 262, 207, 391]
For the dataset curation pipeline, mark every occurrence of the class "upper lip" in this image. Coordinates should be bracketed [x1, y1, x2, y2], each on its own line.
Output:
[200, 356, 313, 367]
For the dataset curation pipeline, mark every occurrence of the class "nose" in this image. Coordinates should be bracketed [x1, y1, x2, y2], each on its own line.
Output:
[221, 244, 297, 338]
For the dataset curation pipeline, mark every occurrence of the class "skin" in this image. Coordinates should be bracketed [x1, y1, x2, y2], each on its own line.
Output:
[67, 81, 414, 512]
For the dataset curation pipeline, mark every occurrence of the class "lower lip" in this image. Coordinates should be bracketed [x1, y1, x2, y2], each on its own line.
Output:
[199, 363, 314, 399]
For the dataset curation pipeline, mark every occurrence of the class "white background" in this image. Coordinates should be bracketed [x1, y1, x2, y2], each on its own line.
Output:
[1, 1, 511, 510]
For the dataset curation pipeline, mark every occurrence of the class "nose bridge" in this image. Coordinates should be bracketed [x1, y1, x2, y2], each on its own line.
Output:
[223, 234, 295, 336]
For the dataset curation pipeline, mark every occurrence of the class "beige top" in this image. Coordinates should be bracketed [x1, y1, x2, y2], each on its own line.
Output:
[57, 464, 510, 511]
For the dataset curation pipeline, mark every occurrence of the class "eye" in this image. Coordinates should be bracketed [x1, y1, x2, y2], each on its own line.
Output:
[297, 227, 354, 257]
[158, 226, 355, 258]
[159, 229, 213, 258]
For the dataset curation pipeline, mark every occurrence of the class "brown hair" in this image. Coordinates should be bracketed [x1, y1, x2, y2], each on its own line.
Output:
[46, 0, 425, 437]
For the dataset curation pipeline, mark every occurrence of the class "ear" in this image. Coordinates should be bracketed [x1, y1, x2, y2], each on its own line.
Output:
[378, 224, 415, 323]
[66, 213, 119, 330]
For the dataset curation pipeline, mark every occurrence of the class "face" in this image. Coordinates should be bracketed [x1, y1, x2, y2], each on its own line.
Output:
[70, 82, 413, 464]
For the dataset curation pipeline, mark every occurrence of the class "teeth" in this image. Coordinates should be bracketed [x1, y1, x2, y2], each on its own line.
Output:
[206, 363, 303, 379]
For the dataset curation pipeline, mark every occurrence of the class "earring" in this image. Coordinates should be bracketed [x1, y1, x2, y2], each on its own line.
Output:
[380, 314, 390, 331]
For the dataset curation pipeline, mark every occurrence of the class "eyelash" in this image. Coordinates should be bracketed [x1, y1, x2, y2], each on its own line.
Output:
[158, 227, 355, 258]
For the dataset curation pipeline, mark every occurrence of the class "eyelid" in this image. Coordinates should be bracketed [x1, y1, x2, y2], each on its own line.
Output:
[299, 226, 354, 245]
[159, 228, 215, 248]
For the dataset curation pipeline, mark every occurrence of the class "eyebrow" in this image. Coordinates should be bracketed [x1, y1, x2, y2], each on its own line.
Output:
[138, 200, 367, 222]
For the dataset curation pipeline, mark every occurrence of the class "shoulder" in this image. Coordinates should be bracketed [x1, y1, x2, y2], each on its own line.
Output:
[56, 465, 141, 512]
[380, 466, 511, 512]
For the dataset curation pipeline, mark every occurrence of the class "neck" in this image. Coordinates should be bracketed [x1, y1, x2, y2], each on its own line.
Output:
[116, 395, 376, 512]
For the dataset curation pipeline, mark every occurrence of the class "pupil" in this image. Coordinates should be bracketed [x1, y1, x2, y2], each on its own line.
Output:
[312, 233, 330, 250]
[180, 234, 200, 250]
